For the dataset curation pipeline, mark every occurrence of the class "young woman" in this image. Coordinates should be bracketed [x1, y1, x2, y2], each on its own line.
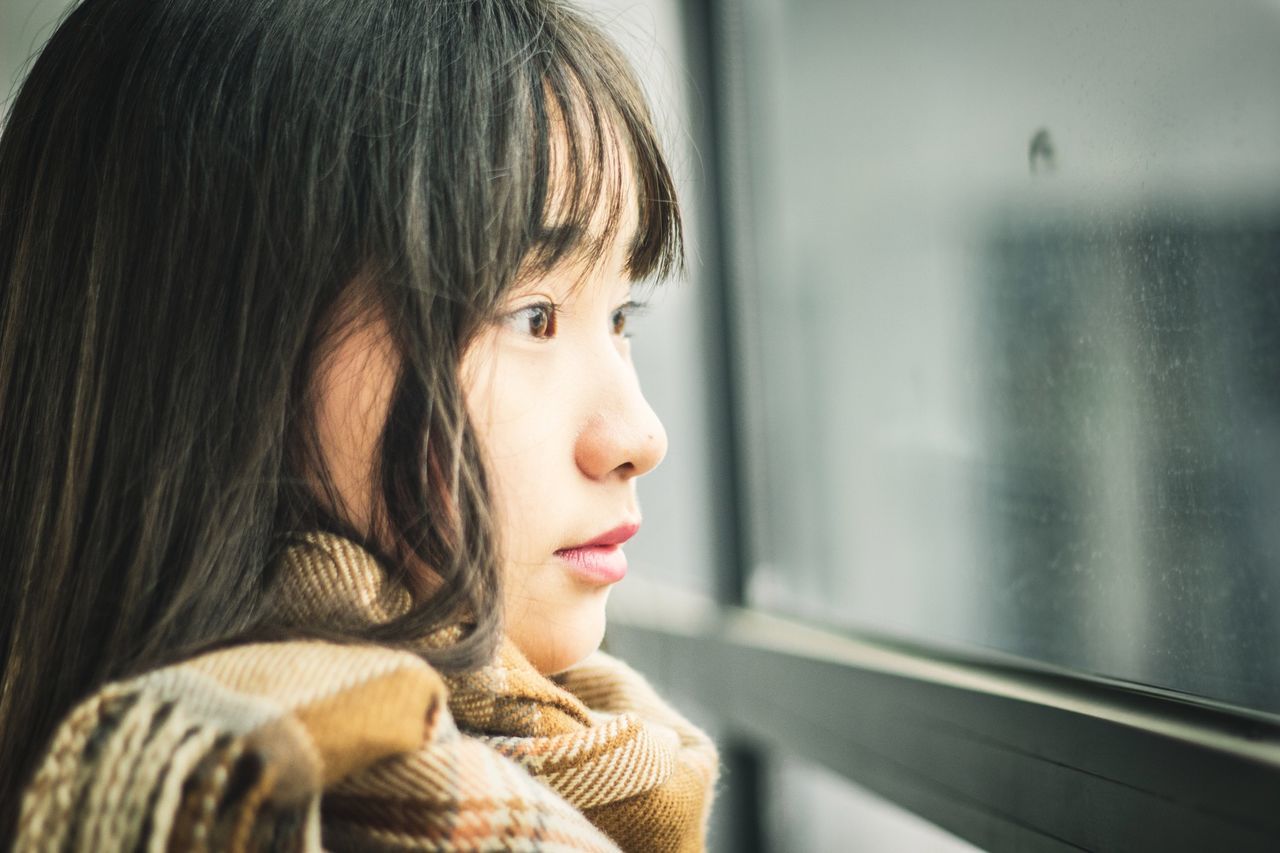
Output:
[0, 0, 716, 849]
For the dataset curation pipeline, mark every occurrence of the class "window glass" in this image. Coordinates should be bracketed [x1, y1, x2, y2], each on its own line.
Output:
[737, 0, 1280, 712]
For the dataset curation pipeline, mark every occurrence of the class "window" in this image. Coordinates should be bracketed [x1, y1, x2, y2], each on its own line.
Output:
[733, 0, 1280, 715]
[610, 0, 1280, 849]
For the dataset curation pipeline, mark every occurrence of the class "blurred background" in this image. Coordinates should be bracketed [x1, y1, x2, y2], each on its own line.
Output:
[6, 0, 1279, 849]
[582, 0, 1280, 848]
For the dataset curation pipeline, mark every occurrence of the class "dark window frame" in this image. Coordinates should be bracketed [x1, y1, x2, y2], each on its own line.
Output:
[608, 601, 1280, 851]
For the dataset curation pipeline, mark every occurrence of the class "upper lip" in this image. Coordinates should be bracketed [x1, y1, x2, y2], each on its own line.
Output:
[559, 522, 640, 551]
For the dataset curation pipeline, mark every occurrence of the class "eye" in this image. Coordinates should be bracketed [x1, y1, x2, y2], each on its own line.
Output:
[506, 301, 558, 340]
[611, 300, 647, 337]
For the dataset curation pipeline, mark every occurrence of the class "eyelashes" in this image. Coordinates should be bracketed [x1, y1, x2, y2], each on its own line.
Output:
[506, 301, 558, 340]
[503, 298, 648, 341]
[610, 300, 647, 337]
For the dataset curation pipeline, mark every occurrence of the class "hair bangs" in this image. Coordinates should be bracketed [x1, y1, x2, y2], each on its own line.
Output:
[515, 9, 683, 287]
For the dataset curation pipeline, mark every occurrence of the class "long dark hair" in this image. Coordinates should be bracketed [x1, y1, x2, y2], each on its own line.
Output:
[0, 0, 680, 834]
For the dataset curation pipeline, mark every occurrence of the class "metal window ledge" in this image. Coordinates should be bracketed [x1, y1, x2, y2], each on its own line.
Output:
[605, 586, 1280, 852]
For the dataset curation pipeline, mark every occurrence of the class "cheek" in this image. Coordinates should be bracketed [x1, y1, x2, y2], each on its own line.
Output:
[467, 351, 606, 674]
[475, 379, 567, 587]
[461, 340, 571, 552]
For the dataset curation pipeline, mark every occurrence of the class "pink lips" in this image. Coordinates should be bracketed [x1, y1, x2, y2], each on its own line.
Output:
[554, 523, 638, 585]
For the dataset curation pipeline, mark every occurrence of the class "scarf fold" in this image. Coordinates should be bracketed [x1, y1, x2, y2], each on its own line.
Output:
[16, 533, 717, 852]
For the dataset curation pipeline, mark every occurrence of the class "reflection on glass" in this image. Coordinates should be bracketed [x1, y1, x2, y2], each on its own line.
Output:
[740, 0, 1280, 712]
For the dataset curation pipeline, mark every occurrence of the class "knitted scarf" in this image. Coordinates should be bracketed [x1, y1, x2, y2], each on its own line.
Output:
[15, 533, 718, 851]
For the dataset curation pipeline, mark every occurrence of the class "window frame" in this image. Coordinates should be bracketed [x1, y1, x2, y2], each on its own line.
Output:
[607, 598, 1280, 851]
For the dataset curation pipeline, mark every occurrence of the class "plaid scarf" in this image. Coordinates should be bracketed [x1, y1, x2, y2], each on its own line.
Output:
[16, 533, 718, 851]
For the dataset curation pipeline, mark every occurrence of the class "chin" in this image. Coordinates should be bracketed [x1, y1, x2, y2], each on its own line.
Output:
[516, 602, 608, 676]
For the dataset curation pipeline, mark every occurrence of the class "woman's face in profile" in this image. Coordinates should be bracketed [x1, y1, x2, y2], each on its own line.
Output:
[464, 221, 667, 673]
[316, 207, 667, 674]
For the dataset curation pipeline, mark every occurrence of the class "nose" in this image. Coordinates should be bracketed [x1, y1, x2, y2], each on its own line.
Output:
[574, 365, 668, 482]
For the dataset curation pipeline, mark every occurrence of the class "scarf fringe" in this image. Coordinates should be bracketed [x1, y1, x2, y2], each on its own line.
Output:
[18, 687, 317, 852]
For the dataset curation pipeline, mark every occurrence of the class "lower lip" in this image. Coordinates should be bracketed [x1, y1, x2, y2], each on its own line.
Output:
[554, 544, 628, 585]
